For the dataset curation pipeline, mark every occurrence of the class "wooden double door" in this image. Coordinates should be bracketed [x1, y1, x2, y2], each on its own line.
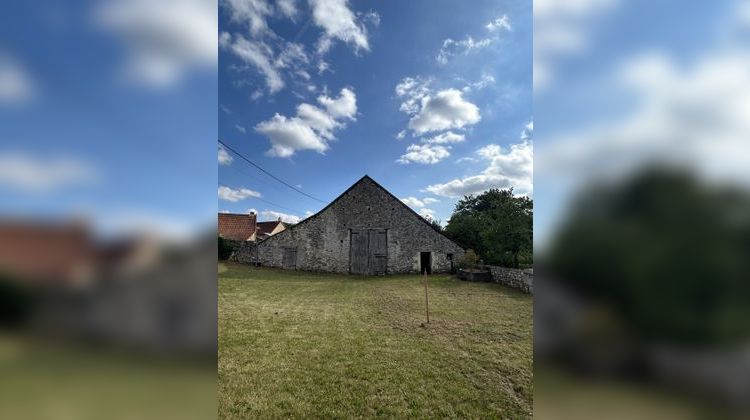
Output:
[350, 229, 388, 275]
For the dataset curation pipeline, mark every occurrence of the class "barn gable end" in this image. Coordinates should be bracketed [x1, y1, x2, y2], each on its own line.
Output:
[236, 175, 464, 274]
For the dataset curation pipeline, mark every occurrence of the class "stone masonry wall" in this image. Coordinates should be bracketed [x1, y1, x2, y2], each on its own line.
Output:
[485, 266, 533, 294]
[248, 177, 464, 274]
[232, 241, 257, 263]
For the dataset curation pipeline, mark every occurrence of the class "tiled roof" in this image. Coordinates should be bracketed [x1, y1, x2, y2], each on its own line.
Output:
[256, 220, 283, 237]
[218, 213, 257, 241]
[0, 220, 94, 283]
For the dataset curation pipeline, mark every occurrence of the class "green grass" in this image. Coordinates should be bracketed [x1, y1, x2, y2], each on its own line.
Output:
[0, 336, 216, 420]
[219, 262, 533, 418]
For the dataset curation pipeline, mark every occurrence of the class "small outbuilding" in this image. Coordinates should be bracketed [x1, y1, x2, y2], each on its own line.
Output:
[235, 175, 464, 274]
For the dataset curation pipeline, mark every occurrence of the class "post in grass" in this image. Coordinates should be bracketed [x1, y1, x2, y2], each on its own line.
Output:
[424, 271, 430, 324]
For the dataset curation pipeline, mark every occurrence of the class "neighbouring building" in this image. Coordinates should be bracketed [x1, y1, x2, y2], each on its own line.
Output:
[218, 212, 257, 242]
[255, 219, 286, 241]
[0, 219, 96, 285]
[234, 175, 464, 275]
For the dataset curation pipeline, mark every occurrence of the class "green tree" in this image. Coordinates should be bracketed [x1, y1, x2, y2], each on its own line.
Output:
[445, 188, 533, 267]
[548, 168, 750, 345]
[423, 216, 444, 232]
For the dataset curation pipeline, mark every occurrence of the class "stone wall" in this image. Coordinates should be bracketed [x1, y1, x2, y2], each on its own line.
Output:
[486, 266, 533, 294]
[232, 241, 257, 263]
[247, 176, 464, 274]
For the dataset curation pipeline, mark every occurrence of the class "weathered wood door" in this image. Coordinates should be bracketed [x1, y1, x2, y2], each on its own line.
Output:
[369, 229, 387, 275]
[350, 229, 388, 274]
[282, 247, 297, 269]
[350, 230, 369, 274]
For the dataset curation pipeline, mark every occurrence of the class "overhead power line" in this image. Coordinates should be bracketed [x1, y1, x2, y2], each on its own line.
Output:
[218, 139, 327, 204]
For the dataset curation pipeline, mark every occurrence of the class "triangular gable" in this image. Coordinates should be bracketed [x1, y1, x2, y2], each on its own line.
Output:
[281, 175, 465, 250]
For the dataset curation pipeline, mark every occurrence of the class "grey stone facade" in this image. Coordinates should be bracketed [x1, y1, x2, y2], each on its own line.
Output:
[234, 176, 464, 274]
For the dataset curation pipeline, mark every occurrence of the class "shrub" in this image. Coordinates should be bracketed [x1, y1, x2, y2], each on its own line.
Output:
[218, 236, 237, 260]
[457, 249, 479, 269]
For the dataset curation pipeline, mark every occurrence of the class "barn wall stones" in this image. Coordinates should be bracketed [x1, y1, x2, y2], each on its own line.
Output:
[235, 176, 464, 274]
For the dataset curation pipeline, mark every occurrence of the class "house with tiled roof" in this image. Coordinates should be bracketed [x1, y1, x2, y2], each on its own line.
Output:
[255, 219, 286, 240]
[218, 212, 257, 242]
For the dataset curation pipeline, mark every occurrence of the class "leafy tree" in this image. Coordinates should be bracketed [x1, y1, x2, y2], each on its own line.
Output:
[548, 168, 750, 345]
[445, 188, 532, 267]
[423, 216, 444, 232]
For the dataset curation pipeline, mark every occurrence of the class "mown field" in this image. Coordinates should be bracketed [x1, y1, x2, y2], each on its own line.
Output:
[218, 262, 533, 418]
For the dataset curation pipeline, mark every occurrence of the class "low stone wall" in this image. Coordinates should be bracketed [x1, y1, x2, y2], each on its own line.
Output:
[484, 266, 533, 294]
[231, 241, 257, 264]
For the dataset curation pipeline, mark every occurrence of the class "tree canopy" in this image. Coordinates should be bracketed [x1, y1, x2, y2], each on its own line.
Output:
[444, 188, 533, 268]
[548, 169, 750, 345]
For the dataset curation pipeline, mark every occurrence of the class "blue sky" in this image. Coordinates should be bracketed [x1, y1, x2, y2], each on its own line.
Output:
[0, 0, 217, 238]
[534, 0, 750, 248]
[219, 0, 532, 224]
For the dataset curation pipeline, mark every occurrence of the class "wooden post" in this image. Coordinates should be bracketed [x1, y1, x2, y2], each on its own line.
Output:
[424, 272, 430, 324]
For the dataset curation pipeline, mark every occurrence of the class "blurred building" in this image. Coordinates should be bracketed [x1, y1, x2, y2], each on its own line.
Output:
[0, 219, 96, 286]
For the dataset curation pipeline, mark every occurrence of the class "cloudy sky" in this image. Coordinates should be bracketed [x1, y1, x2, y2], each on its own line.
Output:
[219, 0, 532, 223]
[0, 0, 217, 238]
[533, 0, 750, 248]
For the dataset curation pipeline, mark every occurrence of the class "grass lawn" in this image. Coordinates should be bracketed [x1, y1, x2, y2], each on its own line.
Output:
[219, 262, 533, 418]
[0, 336, 216, 420]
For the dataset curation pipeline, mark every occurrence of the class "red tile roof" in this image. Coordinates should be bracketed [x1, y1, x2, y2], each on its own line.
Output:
[0, 220, 95, 283]
[218, 213, 257, 241]
[256, 220, 284, 237]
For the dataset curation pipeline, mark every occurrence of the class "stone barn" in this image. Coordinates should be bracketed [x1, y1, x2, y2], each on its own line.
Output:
[236, 175, 464, 274]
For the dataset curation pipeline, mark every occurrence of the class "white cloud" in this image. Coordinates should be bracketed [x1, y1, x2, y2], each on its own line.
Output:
[221, 33, 285, 93]
[485, 14, 512, 32]
[0, 53, 35, 104]
[395, 79, 481, 162]
[93, 0, 217, 88]
[424, 131, 465, 144]
[260, 210, 300, 223]
[400, 197, 424, 207]
[235, 124, 247, 133]
[437, 36, 493, 65]
[255, 88, 357, 157]
[395, 76, 433, 114]
[462, 73, 496, 92]
[275, 42, 309, 68]
[418, 208, 436, 219]
[222, 0, 273, 35]
[397, 144, 451, 165]
[0, 153, 99, 192]
[277, 0, 298, 20]
[310, 0, 373, 55]
[218, 145, 234, 165]
[396, 130, 407, 140]
[436, 15, 511, 65]
[538, 50, 750, 190]
[521, 120, 533, 140]
[408, 89, 481, 135]
[317, 60, 330, 74]
[401, 197, 439, 208]
[247, 208, 258, 214]
[318, 87, 357, 119]
[425, 139, 533, 197]
[218, 185, 261, 202]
